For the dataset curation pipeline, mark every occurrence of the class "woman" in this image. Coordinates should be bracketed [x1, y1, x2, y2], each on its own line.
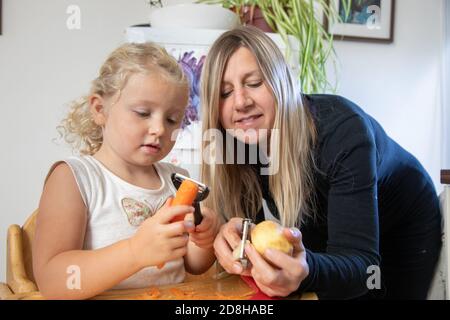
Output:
[201, 26, 442, 299]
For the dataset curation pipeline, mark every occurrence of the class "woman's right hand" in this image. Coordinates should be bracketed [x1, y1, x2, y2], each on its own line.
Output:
[213, 217, 252, 276]
[128, 198, 194, 269]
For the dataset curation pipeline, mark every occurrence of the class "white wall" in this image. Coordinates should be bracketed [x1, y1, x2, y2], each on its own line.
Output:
[328, 0, 445, 191]
[0, 0, 446, 284]
[0, 0, 153, 283]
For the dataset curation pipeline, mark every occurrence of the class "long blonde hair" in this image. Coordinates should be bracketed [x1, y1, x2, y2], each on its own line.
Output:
[201, 26, 317, 228]
[58, 42, 189, 155]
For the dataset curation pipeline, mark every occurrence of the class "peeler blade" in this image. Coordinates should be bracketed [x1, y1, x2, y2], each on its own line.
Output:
[239, 218, 252, 269]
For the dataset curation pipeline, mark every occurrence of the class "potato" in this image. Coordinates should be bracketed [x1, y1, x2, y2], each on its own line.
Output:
[251, 221, 293, 255]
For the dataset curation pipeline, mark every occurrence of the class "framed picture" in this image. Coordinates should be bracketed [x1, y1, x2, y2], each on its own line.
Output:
[326, 0, 395, 43]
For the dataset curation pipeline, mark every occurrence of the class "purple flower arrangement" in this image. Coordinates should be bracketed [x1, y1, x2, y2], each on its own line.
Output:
[178, 51, 206, 129]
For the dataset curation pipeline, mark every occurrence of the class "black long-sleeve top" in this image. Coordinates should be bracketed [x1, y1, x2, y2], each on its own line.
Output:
[253, 94, 441, 299]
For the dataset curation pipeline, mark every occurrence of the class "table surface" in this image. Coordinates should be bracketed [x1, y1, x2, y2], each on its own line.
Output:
[3, 273, 317, 300]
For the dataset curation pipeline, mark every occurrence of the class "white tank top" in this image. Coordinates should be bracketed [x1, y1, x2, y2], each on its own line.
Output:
[60, 155, 187, 289]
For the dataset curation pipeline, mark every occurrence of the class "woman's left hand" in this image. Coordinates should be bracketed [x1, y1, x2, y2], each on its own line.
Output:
[244, 227, 309, 297]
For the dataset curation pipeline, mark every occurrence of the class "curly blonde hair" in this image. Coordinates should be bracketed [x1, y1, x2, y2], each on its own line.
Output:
[58, 42, 188, 155]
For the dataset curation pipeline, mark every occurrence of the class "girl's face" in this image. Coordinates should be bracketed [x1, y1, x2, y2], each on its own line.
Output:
[98, 72, 188, 167]
[219, 47, 276, 144]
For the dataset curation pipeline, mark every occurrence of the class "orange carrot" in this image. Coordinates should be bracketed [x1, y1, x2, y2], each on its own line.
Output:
[172, 180, 199, 206]
[170, 179, 199, 222]
[157, 179, 199, 269]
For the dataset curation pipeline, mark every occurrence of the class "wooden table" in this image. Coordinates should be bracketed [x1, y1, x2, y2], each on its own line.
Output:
[3, 273, 317, 300]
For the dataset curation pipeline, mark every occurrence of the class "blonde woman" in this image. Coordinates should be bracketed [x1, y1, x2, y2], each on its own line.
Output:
[202, 26, 442, 299]
[33, 43, 220, 299]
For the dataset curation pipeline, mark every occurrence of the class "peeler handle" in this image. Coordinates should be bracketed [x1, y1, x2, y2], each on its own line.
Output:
[193, 202, 203, 226]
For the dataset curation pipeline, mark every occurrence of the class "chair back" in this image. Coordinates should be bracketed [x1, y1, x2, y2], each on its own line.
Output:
[22, 211, 37, 283]
[6, 210, 38, 293]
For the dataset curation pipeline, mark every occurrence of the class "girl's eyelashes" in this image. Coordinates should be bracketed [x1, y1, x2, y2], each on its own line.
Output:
[134, 110, 150, 117]
[167, 111, 184, 125]
[132, 108, 182, 124]
[167, 117, 179, 124]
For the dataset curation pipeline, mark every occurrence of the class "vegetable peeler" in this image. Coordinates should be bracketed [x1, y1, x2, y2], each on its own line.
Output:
[239, 218, 252, 269]
[170, 173, 210, 226]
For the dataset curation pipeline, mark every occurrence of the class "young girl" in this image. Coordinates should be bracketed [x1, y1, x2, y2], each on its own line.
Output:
[33, 43, 220, 299]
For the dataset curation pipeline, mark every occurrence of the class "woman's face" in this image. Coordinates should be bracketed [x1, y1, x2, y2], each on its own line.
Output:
[219, 47, 276, 145]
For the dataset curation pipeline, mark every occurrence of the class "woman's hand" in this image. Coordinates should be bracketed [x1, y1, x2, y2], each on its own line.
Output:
[244, 227, 309, 297]
[213, 217, 252, 276]
[185, 206, 221, 249]
[129, 198, 194, 269]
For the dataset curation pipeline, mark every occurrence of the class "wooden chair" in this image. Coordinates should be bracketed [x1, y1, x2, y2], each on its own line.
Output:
[0, 210, 38, 299]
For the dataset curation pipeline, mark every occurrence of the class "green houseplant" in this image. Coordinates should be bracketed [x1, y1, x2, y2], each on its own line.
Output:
[197, 0, 354, 94]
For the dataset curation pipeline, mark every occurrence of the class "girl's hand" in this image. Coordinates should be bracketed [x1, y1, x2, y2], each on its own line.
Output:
[213, 217, 252, 277]
[244, 227, 309, 297]
[185, 206, 221, 249]
[128, 198, 194, 269]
